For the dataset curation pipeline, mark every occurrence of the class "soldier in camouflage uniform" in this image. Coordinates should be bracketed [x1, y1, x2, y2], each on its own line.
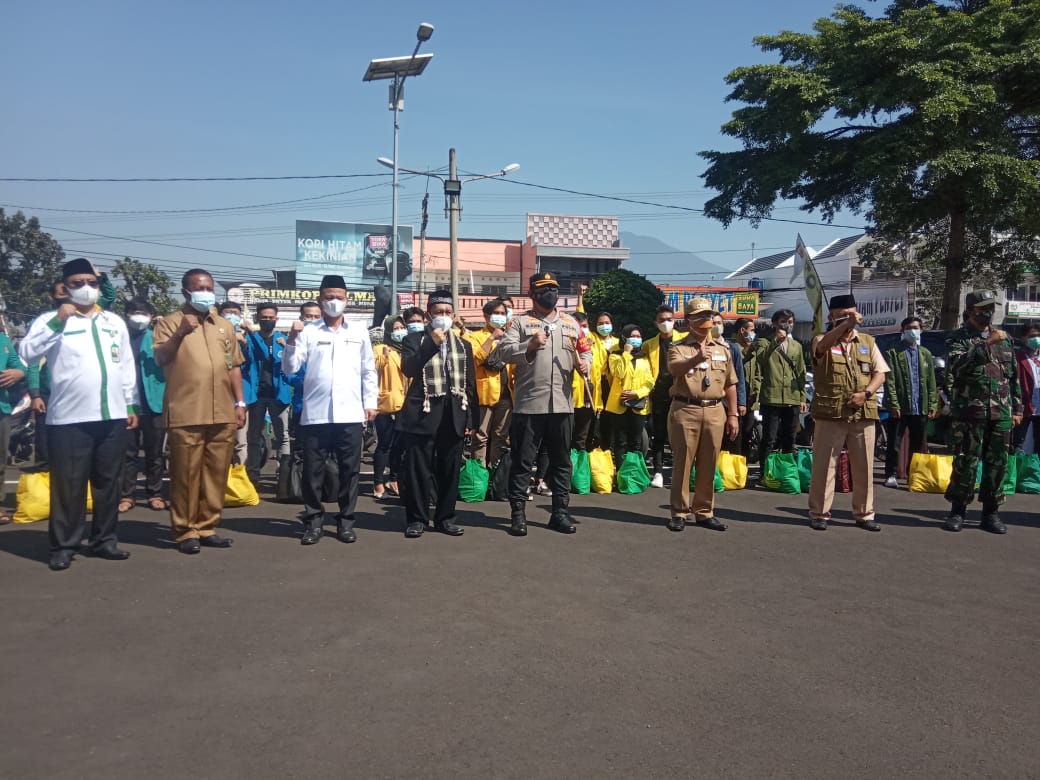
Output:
[944, 290, 1023, 534]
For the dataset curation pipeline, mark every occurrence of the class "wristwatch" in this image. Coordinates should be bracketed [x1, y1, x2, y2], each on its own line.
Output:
[234, 401, 247, 408]
[864, 390, 874, 400]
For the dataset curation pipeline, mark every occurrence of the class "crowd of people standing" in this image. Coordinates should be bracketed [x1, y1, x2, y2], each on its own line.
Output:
[1, 258, 1036, 570]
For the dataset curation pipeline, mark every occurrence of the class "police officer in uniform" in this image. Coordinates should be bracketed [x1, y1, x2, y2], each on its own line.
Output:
[666, 297, 739, 532]
[944, 290, 1023, 534]
[497, 272, 591, 536]
[807, 293, 890, 532]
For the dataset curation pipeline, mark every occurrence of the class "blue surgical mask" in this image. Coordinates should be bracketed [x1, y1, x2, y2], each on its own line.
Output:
[391, 329, 406, 342]
[224, 314, 241, 329]
[627, 337, 643, 350]
[407, 321, 425, 334]
[597, 324, 612, 337]
[188, 290, 216, 313]
[303, 319, 320, 327]
[489, 314, 508, 328]
[1027, 336, 1040, 351]
[903, 328, 921, 344]
[581, 327, 590, 338]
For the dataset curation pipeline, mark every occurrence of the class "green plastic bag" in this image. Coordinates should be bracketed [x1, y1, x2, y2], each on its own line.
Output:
[975, 457, 1017, 495]
[763, 452, 801, 494]
[689, 464, 725, 493]
[458, 458, 489, 503]
[571, 449, 591, 494]
[795, 449, 813, 493]
[617, 451, 651, 494]
[1016, 452, 1040, 494]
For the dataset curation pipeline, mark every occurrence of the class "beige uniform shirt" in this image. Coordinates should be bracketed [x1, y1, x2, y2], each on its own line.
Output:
[667, 335, 737, 401]
[153, 308, 244, 428]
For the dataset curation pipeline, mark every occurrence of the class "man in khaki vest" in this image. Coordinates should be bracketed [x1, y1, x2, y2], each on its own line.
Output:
[807, 293, 890, 531]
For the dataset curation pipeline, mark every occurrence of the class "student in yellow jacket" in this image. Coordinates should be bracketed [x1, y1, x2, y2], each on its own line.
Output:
[572, 311, 607, 451]
[372, 313, 412, 498]
[605, 325, 655, 467]
[642, 304, 685, 487]
[465, 298, 514, 465]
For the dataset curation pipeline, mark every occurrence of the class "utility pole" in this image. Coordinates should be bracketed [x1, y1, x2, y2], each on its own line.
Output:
[447, 147, 461, 306]
[418, 193, 429, 311]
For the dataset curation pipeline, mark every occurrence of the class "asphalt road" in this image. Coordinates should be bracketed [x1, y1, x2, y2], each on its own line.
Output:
[2, 465, 1038, 779]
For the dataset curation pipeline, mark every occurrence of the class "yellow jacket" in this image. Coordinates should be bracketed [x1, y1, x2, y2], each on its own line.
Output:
[605, 350, 655, 416]
[642, 330, 686, 385]
[375, 346, 406, 413]
[465, 326, 513, 406]
[572, 342, 607, 411]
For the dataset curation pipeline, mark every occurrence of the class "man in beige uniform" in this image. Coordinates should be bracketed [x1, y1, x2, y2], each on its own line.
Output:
[153, 268, 247, 554]
[807, 293, 890, 532]
[666, 297, 739, 532]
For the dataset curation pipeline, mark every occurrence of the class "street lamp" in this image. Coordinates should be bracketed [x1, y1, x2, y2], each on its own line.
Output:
[363, 22, 434, 310]
[377, 150, 519, 306]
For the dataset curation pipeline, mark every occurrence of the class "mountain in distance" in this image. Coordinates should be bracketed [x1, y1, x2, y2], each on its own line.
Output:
[620, 231, 735, 285]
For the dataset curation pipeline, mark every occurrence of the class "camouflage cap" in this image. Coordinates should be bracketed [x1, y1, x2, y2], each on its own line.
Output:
[966, 289, 1001, 308]
[684, 296, 716, 317]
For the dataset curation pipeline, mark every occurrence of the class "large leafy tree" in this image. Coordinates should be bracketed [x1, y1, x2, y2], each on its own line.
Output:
[0, 209, 66, 324]
[581, 268, 664, 335]
[700, 0, 1040, 328]
[109, 257, 179, 315]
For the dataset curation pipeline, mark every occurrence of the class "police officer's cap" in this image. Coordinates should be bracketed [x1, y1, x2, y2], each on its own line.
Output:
[966, 289, 1000, 308]
[684, 296, 716, 317]
[529, 271, 560, 289]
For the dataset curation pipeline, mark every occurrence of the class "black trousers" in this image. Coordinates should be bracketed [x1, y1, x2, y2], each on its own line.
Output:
[400, 412, 464, 526]
[609, 410, 646, 469]
[650, 387, 671, 472]
[572, 407, 596, 452]
[1012, 415, 1040, 453]
[34, 407, 49, 467]
[246, 397, 289, 482]
[725, 411, 757, 457]
[760, 404, 799, 466]
[121, 412, 165, 499]
[299, 423, 362, 529]
[508, 413, 572, 507]
[372, 413, 401, 484]
[47, 420, 127, 553]
[884, 414, 928, 478]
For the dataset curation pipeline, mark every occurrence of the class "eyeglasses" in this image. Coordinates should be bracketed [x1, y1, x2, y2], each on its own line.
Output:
[66, 279, 99, 289]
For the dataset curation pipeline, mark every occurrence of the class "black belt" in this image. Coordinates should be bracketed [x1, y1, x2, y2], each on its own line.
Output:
[672, 396, 721, 407]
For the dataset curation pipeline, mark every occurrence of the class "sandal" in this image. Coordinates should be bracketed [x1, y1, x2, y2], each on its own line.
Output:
[385, 482, 399, 497]
[147, 497, 170, 511]
[118, 498, 135, 513]
[373, 486, 386, 499]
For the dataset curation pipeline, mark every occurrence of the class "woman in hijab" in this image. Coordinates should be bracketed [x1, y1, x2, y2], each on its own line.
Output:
[605, 324, 655, 468]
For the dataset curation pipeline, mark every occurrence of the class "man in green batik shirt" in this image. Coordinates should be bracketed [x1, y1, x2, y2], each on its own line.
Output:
[943, 290, 1023, 534]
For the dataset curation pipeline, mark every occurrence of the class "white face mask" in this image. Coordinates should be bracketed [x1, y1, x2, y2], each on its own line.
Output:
[431, 315, 454, 332]
[68, 284, 100, 307]
[127, 314, 151, 331]
[320, 298, 346, 317]
[711, 324, 723, 339]
[657, 320, 674, 334]
[187, 290, 216, 313]
[744, 330, 756, 343]
[505, 307, 514, 322]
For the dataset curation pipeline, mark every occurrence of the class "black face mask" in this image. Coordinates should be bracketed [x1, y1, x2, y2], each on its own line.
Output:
[259, 320, 277, 333]
[533, 288, 559, 310]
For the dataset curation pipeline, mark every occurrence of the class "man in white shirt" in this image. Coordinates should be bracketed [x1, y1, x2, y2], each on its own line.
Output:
[282, 275, 378, 545]
[19, 258, 140, 571]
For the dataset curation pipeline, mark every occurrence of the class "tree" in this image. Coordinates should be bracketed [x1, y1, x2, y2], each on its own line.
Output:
[109, 257, 179, 315]
[700, 0, 1040, 328]
[581, 268, 663, 335]
[0, 209, 66, 324]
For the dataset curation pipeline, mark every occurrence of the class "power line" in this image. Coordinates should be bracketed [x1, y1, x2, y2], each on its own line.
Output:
[0, 173, 391, 183]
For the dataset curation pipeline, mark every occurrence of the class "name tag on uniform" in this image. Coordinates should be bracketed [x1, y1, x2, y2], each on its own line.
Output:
[711, 353, 727, 361]
[317, 340, 332, 346]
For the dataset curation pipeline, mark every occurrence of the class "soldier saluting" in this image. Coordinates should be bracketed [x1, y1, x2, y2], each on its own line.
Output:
[944, 290, 1023, 534]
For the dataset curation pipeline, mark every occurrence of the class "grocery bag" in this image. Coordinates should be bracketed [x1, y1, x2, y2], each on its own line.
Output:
[589, 448, 615, 494]
[616, 451, 651, 494]
[570, 449, 591, 495]
[717, 452, 748, 490]
[908, 453, 953, 494]
[762, 452, 800, 494]
[795, 449, 813, 493]
[13, 472, 93, 523]
[225, 464, 260, 507]
[458, 458, 490, 503]
[1015, 452, 1040, 494]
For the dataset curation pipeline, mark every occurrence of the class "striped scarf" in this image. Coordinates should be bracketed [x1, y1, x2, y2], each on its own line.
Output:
[421, 331, 468, 413]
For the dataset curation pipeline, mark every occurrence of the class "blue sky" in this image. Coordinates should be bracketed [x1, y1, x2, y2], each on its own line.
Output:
[1, 0, 870, 286]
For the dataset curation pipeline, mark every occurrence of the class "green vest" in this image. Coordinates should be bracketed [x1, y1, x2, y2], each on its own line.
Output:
[810, 332, 880, 422]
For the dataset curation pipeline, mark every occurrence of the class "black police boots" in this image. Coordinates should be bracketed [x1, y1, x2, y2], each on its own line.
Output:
[509, 500, 527, 537]
[980, 502, 1008, 535]
[944, 503, 966, 532]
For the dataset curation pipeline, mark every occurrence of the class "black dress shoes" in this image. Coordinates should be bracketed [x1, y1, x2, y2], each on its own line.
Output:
[336, 526, 357, 543]
[201, 534, 233, 548]
[178, 538, 201, 554]
[944, 504, 966, 532]
[48, 551, 73, 571]
[301, 527, 323, 545]
[809, 518, 828, 531]
[87, 545, 131, 560]
[667, 517, 685, 532]
[856, 519, 881, 532]
[405, 522, 425, 538]
[434, 520, 464, 536]
[980, 512, 1007, 534]
[548, 513, 576, 534]
[695, 517, 727, 532]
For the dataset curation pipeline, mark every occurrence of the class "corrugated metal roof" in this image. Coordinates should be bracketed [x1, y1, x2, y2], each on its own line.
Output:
[813, 233, 866, 261]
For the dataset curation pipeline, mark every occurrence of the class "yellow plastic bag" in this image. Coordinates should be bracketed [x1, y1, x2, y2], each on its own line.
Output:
[908, 453, 953, 494]
[589, 448, 615, 494]
[224, 464, 260, 507]
[13, 472, 93, 523]
[717, 452, 748, 490]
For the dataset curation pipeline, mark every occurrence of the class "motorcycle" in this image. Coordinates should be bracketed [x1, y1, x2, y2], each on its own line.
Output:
[7, 393, 35, 465]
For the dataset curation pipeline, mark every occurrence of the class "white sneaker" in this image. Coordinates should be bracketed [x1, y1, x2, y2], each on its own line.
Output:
[536, 480, 553, 496]
[884, 476, 898, 488]
[650, 472, 664, 488]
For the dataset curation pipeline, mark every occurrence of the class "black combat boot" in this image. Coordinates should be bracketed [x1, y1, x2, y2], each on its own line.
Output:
[944, 503, 966, 533]
[509, 500, 527, 537]
[548, 496, 577, 535]
[980, 502, 1007, 535]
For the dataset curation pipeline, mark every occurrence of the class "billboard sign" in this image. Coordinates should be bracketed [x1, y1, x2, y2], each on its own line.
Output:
[659, 286, 759, 320]
[854, 281, 907, 334]
[296, 220, 414, 289]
